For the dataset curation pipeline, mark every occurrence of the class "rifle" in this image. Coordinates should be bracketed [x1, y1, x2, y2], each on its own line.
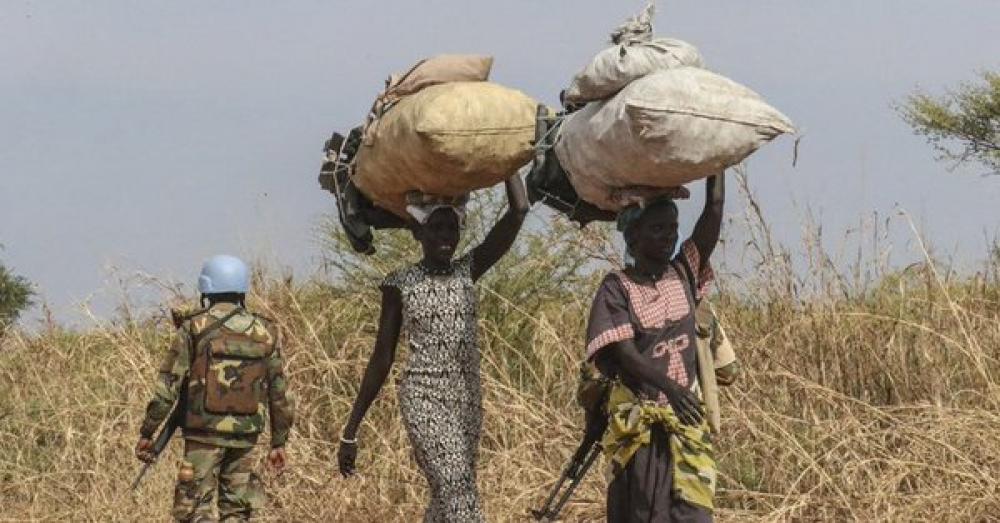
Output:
[531, 402, 609, 521]
[131, 307, 197, 490]
[131, 382, 186, 491]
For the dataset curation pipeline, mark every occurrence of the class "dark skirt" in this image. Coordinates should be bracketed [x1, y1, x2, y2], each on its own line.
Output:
[607, 426, 712, 523]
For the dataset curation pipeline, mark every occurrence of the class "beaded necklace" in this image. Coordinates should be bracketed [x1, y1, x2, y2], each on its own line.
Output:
[419, 260, 455, 276]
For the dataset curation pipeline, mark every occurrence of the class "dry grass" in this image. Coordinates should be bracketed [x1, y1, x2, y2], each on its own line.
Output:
[2, 192, 999, 522]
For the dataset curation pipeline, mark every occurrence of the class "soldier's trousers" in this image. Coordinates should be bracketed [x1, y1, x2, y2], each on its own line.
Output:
[172, 439, 263, 522]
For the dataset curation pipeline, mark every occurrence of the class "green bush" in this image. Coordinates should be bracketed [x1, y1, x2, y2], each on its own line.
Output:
[899, 70, 1000, 173]
[0, 261, 33, 331]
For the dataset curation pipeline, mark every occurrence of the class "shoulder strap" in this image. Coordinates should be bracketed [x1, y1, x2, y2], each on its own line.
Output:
[675, 255, 700, 307]
[171, 307, 206, 329]
[250, 312, 280, 350]
[251, 311, 274, 324]
[189, 307, 245, 353]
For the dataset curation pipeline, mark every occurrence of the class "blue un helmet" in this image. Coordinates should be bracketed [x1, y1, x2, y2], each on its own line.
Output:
[198, 255, 250, 294]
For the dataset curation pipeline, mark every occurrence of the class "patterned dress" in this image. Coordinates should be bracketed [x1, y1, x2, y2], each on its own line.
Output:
[382, 254, 485, 523]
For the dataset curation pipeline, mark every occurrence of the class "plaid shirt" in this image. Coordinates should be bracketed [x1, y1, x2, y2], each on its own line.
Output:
[586, 240, 714, 389]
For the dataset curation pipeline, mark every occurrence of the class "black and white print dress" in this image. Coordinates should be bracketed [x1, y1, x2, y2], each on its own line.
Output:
[382, 253, 484, 523]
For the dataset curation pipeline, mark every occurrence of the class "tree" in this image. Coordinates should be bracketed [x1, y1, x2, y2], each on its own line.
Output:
[0, 261, 34, 331]
[899, 71, 1000, 173]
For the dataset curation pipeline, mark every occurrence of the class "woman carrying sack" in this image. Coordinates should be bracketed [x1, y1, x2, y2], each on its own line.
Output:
[337, 175, 529, 522]
[585, 174, 724, 522]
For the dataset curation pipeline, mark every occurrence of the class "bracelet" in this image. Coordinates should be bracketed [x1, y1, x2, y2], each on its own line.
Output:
[340, 435, 358, 445]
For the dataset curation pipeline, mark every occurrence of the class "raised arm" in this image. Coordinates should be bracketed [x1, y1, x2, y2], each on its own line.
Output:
[338, 286, 403, 476]
[471, 174, 530, 281]
[690, 174, 726, 271]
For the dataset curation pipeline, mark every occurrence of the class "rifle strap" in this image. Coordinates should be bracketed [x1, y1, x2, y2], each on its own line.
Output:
[182, 307, 245, 379]
[676, 254, 701, 307]
[189, 307, 244, 353]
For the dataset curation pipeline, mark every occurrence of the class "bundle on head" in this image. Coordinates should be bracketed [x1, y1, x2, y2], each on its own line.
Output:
[609, 2, 655, 45]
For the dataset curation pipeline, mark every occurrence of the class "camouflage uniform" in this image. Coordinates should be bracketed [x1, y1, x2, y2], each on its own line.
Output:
[140, 303, 294, 522]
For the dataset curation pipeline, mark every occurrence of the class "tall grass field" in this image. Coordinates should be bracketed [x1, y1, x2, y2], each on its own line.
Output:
[3, 187, 999, 521]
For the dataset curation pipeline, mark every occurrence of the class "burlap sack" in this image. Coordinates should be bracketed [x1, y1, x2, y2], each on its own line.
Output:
[383, 55, 493, 105]
[353, 81, 537, 217]
[363, 55, 493, 145]
[554, 67, 795, 211]
[563, 37, 704, 103]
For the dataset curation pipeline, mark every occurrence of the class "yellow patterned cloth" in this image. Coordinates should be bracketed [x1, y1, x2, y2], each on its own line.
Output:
[601, 383, 718, 510]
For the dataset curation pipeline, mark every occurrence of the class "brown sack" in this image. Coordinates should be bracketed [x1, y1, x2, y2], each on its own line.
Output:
[363, 55, 494, 145]
[383, 54, 493, 106]
[353, 81, 537, 217]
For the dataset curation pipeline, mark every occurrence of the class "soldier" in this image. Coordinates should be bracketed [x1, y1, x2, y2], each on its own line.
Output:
[135, 255, 294, 522]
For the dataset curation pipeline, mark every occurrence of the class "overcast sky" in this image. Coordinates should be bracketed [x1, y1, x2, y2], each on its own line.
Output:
[2, 1, 999, 323]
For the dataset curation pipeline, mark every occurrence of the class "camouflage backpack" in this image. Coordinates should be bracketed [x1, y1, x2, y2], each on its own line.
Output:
[181, 307, 278, 436]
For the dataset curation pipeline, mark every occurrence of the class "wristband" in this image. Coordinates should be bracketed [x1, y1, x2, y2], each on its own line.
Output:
[340, 435, 357, 445]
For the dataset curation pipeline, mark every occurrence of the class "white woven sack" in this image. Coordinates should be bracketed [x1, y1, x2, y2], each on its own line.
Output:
[555, 67, 795, 211]
[563, 37, 704, 103]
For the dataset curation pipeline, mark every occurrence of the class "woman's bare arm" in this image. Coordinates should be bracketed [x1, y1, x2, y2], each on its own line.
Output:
[603, 339, 704, 425]
[341, 287, 403, 440]
[471, 175, 530, 281]
[690, 174, 725, 271]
